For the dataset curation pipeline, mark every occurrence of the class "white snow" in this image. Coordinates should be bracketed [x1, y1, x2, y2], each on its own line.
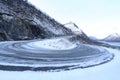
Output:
[101, 41, 120, 47]
[104, 33, 120, 41]
[106, 42, 120, 47]
[0, 46, 120, 80]
[64, 22, 83, 35]
[110, 33, 120, 38]
[0, 49, 111, 68]
[0, 39, 112, 70]
[25, 38, 77, 50]
[33, 17, 66, 35]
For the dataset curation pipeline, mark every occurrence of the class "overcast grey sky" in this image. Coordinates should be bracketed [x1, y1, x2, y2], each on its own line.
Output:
[28, 0, 120, 39]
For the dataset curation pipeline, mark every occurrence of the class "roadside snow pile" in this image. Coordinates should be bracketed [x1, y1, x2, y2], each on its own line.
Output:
[26, 38, 77, 50]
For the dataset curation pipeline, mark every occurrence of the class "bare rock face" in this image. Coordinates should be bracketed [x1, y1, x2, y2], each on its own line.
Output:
[0, 0, 73, 41]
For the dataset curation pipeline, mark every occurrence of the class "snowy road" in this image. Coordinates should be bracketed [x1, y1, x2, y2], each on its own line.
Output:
[0, 37, 113, 71]
[0, 46, 119, 80]
[0, 38, 117, 80]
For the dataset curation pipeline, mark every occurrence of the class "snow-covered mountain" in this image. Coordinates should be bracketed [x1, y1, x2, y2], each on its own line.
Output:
[0, 0, 73, 41]
[64, 22, 90, 43]
[64, 22, 83, 35]
[103, 33, 120, 42]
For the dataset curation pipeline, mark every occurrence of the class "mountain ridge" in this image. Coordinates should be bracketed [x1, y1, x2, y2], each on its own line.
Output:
[103, 33, 120, 42]
[64, 22, 91, 43]
[0, 0, 73, 41]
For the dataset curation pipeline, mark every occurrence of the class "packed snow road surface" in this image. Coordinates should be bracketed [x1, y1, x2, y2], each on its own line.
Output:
[0, 37, 113, 71]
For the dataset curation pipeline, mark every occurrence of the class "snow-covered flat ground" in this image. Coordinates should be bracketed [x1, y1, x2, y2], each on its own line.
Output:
[0, 37, 112, 71]
[0, 37, 118, 80]
[106, 42, 120, 47]
[0, 47, 119, 80]
[101, 41, 120, 47]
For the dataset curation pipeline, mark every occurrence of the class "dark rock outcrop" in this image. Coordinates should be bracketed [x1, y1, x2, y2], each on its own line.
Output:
[0, 0, 73, 41]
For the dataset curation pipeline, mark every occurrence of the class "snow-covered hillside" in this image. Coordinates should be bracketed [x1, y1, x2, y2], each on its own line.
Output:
[64, 22, 83, 35]
[103, 33, 120, 42]
[64, 22, 91, 43]
[0, 0, 73, 41]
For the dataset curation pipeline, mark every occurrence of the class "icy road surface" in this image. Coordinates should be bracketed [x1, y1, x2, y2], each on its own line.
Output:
[0, 37, 113, 71]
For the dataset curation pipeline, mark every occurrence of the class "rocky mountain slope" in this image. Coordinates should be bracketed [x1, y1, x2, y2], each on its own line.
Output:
[0, 0, 73, 41]
[64, 22, 90, 43]
[103, 33, 120, 42]
[64, 22, 83, 35]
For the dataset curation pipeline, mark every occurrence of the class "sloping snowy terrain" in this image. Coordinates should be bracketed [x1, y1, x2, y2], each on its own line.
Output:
[64, 22, 83, 35]
[64, 22, 90, 43]
[0, 0, 73, 41]
[103, 33, 120, 42]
